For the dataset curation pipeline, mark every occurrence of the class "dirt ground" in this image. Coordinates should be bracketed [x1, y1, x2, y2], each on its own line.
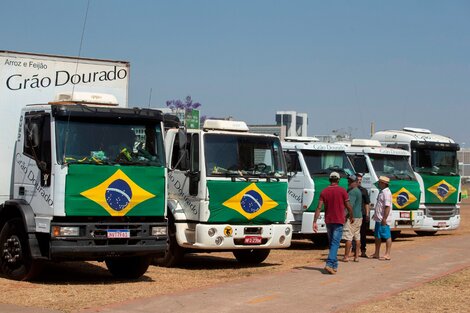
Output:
[0, 198, 469, 312]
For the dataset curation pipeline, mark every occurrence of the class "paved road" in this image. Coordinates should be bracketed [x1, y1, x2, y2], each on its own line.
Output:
[2, 233, 470, 313]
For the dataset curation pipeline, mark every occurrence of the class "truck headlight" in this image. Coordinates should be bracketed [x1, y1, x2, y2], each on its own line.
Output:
[151, 226, 167, 236]
[52, 226, 79, 237]
[285, 227, 291, 236]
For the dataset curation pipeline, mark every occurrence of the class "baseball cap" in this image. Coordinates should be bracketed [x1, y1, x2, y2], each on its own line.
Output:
[329, 172, 340, 179]
[348, 174, 357, 181]
[379, 176, 390, 184]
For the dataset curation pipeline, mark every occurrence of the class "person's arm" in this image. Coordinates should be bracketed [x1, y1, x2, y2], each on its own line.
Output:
[382, 205, 390, 226]
[382, 191, 392, 226]
[345, 200, 354, 223]
[313, 199, 324, 233]
[364, 203, 370, 221]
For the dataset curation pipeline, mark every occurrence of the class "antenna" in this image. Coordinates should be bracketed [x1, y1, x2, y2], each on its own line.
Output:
[64, 0, 90, 163]
[71, 0, 91, 98]
[148, 88, 152, 108]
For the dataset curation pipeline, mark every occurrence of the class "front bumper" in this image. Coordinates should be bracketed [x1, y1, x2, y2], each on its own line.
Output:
[178, 223, 292, 250]
[50, 221, 167, 260]
[391, 210, 425, 230]
[418, 215, 460, 231]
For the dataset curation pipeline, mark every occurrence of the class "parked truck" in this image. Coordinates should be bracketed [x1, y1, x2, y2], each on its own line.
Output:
[282, 137, 354, 244]
[159, 119, 292, 266]
[0, 51, 167, 280]
[345, 139, 424, 238]
[372, 128, 461, 234]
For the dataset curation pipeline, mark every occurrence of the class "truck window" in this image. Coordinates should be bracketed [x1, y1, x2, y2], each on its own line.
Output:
[204, 134, 286, 178]
[349, 155, 369, 174]
[23, 112, 52, 185]
[56, 120, 164, 166]
[171, 133, 191, 171]
[284, 151, 301, 173]
[369, 154, 416, 180]
[301, 150, 354, 177]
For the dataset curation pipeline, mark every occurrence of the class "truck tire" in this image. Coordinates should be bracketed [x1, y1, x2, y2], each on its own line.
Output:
[233, 249, 270, 264]
[311, 234, 329, 247]
[155, 214, 185, 267]
[0, 218, 40, 281]
[391, 231, 401, 241]
[105, 256, 150, 279]
[414, 231, 437, 236]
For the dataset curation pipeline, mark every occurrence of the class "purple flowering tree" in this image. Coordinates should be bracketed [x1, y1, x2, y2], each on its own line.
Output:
[166, 96, 203, 127]
[165, 96, 201, 111]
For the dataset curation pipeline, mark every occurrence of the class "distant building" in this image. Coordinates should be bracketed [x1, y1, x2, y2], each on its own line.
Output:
[275, 111, 308, 137]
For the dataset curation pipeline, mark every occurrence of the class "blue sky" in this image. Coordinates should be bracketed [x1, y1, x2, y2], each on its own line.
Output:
[1, 1, 469, 144]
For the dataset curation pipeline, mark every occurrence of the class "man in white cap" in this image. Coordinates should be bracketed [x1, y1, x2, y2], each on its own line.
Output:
[313, 172, 354, 274]
[370, 176, 393, 260]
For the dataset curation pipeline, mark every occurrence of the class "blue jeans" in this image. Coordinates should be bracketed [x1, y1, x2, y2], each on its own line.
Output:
[326, 223, 344, 269]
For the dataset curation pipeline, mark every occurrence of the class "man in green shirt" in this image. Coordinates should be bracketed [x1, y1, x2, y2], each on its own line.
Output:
[342, 175, 363, 262]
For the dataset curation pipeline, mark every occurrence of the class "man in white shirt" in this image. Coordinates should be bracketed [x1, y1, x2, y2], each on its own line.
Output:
[369, 176, 392, 260]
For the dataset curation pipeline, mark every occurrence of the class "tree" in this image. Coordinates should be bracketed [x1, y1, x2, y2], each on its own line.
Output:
[165, 96, 201, 111]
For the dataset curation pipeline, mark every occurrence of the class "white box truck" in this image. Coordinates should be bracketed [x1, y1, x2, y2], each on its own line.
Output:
[0, 51, 168, 280]
[282, 137, 355, 245]
[159, 119, 292, 266]
[345, 139, 425, 239]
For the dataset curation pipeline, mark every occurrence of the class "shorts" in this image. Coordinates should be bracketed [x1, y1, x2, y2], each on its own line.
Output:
[342, 218, 363, 241]
[374, 222, 391, 239]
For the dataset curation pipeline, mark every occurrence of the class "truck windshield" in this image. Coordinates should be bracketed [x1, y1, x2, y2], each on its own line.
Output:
[56, 120, 165, 166]
[412, 148, 458, 176]
[301, 150, 354, 177]
[369, 154, 416, 180]
[204, 134, 286, 178]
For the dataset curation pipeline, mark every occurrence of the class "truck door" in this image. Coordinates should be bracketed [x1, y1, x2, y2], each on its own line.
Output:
[285, 150, 305, 214]
[168, 132, 201, 220]
[14, 112, 53, 214]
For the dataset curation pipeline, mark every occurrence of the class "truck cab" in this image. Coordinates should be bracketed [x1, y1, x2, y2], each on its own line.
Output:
[282, 137, 354, 240]
[0, 93, 168, 280]
[372, 128, 461, 234]
[161, 120, 292, 266]
[345, 139, 424, 236]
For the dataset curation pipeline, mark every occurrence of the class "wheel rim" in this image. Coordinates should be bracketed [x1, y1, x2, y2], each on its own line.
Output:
[2, 235, 23, 268]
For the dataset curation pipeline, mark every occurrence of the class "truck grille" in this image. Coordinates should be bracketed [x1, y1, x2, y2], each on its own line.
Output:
[425, 206, 457, 220]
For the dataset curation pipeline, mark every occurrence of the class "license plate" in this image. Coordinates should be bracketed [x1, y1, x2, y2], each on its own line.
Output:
[244, 236, 262, 245]
[400, 212, 410, 219]
[107, 229, 130, 238]
[438, 222, 447, 228]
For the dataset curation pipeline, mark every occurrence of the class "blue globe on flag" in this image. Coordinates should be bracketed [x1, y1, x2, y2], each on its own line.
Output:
[397, 192, 409, 207]
[240, 190, 263, 213]
[437, 184, 449, 197]
[105, 179, 133, 211]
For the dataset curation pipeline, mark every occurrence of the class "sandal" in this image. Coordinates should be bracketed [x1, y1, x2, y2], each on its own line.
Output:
[353, 258, 359, 262]
[379, 256, 391, 261]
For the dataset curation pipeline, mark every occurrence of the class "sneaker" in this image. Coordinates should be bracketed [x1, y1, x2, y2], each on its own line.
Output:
[324, 266, 336, 275]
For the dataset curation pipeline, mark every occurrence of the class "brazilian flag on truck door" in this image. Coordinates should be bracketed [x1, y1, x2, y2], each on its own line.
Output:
[207, 181, 287, 224]
[65, 164, 165, 216]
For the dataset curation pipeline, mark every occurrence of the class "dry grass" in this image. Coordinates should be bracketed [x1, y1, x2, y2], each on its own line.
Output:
[0, 198, 469, 312]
